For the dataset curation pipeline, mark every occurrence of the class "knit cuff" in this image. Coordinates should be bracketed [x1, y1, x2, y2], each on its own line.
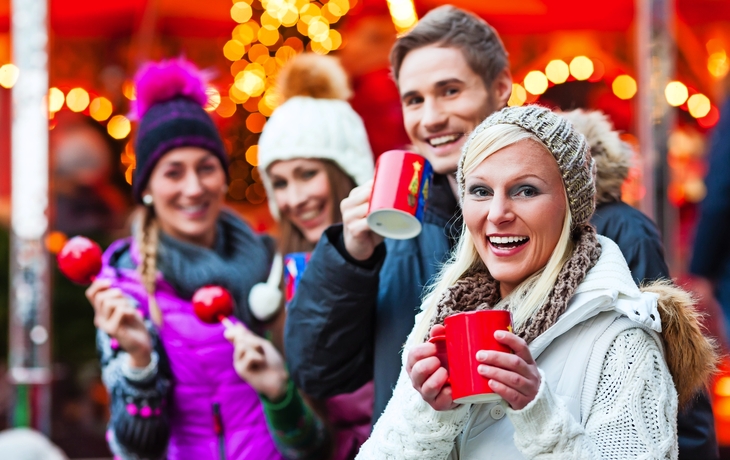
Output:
[506, 369, 559, 438]
[260, 379, 307, 433]
[121, 352, 159, 383]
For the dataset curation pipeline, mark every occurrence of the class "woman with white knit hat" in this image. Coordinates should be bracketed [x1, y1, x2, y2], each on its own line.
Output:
[225, 52, 375, 460]
[355, 105, 717, 459]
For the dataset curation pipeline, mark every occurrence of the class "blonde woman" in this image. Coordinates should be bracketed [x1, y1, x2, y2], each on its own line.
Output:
[357, 106, 717, 459]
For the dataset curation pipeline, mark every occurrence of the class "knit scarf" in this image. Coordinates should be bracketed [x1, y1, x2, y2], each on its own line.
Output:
[154, 209, 272, 329]
[431, 224, 602, 344]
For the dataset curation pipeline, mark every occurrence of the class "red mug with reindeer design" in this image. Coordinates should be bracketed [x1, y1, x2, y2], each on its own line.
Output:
[429, 310, 513, 404]
[367, 150, 433, 240]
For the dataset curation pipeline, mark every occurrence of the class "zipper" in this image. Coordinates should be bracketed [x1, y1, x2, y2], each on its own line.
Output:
[212, 402, 226, 460]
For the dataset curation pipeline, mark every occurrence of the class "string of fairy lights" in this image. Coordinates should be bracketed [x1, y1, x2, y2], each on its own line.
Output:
[508, 43, 726, 129]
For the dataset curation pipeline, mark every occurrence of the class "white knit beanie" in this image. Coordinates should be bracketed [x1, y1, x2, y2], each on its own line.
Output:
[258, 53, 374, 219]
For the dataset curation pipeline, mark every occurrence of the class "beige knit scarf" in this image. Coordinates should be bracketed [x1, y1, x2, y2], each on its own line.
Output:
[431, 224, 602, 344]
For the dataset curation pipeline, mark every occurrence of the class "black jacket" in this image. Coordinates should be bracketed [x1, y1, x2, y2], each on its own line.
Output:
[285, 174, 460, 421]
[593, 200, 719, 460]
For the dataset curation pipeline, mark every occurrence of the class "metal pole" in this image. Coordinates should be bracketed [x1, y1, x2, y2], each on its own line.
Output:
[636, 0, 677, 273]
[8, 0, 51, 434]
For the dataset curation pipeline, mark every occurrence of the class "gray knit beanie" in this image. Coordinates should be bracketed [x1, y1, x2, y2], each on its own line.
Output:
[457, 105, 596, 228]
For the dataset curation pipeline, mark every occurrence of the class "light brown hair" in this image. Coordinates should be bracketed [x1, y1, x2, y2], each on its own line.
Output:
[389, 5, 509, 90]
[135, 206, 163, 325]
[277, 160, 356, 255]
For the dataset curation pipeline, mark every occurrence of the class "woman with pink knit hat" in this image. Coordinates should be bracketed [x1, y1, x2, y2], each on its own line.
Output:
[85, 58, 290, 460]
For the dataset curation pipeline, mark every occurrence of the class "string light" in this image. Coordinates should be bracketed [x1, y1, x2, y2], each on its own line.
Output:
[48, 87, 65, 113]
[688, 93, 711, 118]
[66, 88, 90, 112]
[387, 0, 418, 32]
[0, 63, 19, 89]
[89, 97, 113, 121]
[507, 83, 527, 107]
[612, 75, 637, 100]
[523, 71, 549, 95]
[107, 115, 131, 139]
[665, 81, 688, 107]
[545, 60, 569, 84]
[569, 56, 594, 81]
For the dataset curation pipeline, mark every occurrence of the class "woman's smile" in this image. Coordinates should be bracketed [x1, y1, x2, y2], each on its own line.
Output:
[487, 234, 530, 256]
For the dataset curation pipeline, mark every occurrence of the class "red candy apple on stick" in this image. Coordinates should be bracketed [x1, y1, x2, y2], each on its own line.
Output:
[192, 285, 235, 329]
[58, 237, 235, 329]
[57, 236, 103, 284]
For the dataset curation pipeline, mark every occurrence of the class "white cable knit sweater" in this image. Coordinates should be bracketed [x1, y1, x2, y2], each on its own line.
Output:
[357, 237, 678, 460]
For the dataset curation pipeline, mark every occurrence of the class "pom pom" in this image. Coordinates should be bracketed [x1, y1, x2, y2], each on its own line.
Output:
[248, 283, 283, 321]
[277, 53, 351, 102]
[132, 57, 211, 120]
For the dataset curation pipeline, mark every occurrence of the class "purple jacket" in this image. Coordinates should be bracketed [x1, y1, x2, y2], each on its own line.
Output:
[98, 238, 283, 460]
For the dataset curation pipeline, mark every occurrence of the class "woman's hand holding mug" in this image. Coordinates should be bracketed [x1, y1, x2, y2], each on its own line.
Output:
[86, 279, 153, 368]
[341, 179, 384, 261]
[406, 324, 457, 411]
[476, 330, 541, 410]
[224, 323, 289, 401]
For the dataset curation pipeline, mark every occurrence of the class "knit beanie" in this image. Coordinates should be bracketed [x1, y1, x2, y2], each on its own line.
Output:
[131, 58, 228, 203]
[457, 105, 596, 228]
[258, 53, 374, 219]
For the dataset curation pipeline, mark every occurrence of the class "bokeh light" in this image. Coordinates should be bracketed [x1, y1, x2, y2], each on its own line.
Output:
[89, 97, 113, 121]
[231, 2, 254, 23]
[612, 75, 637, 100]
[205, 87, 222, 112]
[233, 24, 257, 45]
[45, 231, 68, 255]
[245, 145, 259, 166]
[688, 93, 711, 118]
[224, 40, 247, 61]
[48, 87, 65, 113]
[708, 50, 729, 78]
[0, 63, 19, 89]
[569, 56, 594, 81]
[665, 81, 688, 107]
[107, 115, 131, 139]
[66, 88, 90, 112]
[123, 80, 136, 100]
[387, 0, 418, 32]
[246, 113, 267, 133]
[258, 25, 281, 46]
[545, 60, 569, 84]
[216, 96, 237, 118]
[523, 70, 549, 95]
[507, 83, 527, 107]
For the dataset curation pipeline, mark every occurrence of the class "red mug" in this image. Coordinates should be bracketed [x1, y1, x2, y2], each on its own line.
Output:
[429, 310, 513, 404]
[367, 150, 433, 240]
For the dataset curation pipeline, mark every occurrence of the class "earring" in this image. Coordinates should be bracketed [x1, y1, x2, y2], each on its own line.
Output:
[142, 194, 154, 206]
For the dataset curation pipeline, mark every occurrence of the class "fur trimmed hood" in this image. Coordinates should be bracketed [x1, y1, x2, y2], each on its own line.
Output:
[642, 280, 719, 409]
[560, 110, 633, 205]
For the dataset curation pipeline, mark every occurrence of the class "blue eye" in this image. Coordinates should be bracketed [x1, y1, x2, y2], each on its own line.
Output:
[515, 186, 539, 197]
[469, 185, 492, 198]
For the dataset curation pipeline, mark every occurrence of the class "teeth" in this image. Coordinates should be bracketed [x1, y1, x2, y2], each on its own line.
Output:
[300, 210, 320, 220]
[181, 205, 205, 213]
[428, 134, 461, 147]
[489, 236, 528, 244]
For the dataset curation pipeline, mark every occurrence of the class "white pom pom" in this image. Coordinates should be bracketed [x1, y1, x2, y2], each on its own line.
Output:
[248, 283, 283, 321]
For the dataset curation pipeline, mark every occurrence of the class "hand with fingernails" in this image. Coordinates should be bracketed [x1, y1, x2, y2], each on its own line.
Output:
[224, 323, 289, 401]
[340, 179, 384, 261]
[86, 280, 153, 368]
[408, 325, 541, 411]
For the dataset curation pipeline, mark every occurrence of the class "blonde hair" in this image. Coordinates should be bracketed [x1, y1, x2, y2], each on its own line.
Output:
[135, 206, 163, 325]
[411, 124, 574, 344]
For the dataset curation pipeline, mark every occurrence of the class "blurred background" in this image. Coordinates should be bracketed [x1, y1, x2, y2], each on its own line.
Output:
[0, 0, 729, 457]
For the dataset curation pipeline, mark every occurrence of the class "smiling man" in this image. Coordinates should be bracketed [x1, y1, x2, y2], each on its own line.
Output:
[285, 5, 512, 421]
